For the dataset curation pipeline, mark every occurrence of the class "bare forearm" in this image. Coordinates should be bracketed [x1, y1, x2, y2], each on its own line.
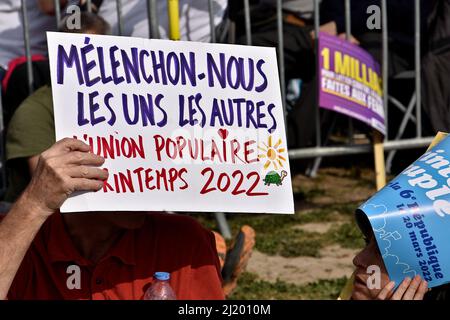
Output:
[0, 194, 48, 299]
[0, 138, 107, 299]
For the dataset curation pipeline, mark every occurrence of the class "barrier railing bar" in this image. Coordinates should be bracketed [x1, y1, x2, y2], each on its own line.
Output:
[18, 0, 431, 168]
[20, 0, 33, 95]
[206, 0, 231, 240]
[168, 0, 181, 40]
[146, 0, 152, 38]
[147, 0, 160, 39]
[389, 96, 417, 123]
[345, 0, 354, 144]
[289, 136, 434, 159]
[54, 0, 61, 29]
[116, 0, 123, 36]
[276, 0, 286, 119]
[214, 211, 232, 240]
[313, 0, 321, 147]
[415, 0, 422, 137]
[243, 0, 252, 45]
[207, 0, 216, 43]
[381, 0, 389, 140]
[385, 93, 417, 172]
[345, 0, 351, 40]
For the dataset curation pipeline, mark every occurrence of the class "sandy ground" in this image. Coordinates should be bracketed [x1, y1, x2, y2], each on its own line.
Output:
[247, 245, 359, 285]
[294, 221, 344, 234]
[292, 167, 376, 206]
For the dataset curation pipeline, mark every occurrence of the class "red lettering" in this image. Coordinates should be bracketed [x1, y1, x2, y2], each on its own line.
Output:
[231, 170, 245, 195]
[119, 170, 134, 193]
[145, 168, 155, 190]
[167, 139, 177, 160]
[102, 136, 115, 159]
[153, 135, 165, 161]
[244, 140, 258, 163]
[230, 139, 244, 164]
[179, 168, 188, 190]
[102, 168, 115, 192]
[217, 173, 231, 192]
[200, 167, 216, 194]
[168, 168, 178, 191]
[176, 136, 187, 158]
[133, 167, 145, 192]
[200, 140, 211, 161]
[210, 140, 223, 163]
[246, 172, 268, 196]
[156, 168, 169, 190]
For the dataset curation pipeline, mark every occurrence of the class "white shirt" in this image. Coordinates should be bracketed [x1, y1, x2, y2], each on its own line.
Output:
[98, 0, 228, 42]
[0, 0, 57, 70]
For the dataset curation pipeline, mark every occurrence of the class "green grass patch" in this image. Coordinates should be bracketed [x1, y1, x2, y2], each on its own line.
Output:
[256, 228, 325, 257]
[301, 188, 327, 201]
[193, 202, 364, 258]
[228, 272, 348, 300]
[328, 221, 366, 249]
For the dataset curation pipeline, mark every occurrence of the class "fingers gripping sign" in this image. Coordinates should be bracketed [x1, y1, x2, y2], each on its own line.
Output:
[376, 275, 429, 300]
[44, 137, 91, 157]
[24, 138, 108, 217]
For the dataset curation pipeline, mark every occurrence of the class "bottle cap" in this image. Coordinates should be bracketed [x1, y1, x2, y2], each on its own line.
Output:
[154, 272, 170, 281]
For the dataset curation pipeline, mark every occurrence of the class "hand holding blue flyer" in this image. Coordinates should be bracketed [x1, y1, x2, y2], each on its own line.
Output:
[357, 133, 450, 288]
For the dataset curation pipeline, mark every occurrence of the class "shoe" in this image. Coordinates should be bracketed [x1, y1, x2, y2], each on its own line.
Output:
[221, 225, 256, 296]
[213, 231, 227, 269]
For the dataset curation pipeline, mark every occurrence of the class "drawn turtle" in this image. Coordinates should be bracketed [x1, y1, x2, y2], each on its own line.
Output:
[263, 170, 288, 186]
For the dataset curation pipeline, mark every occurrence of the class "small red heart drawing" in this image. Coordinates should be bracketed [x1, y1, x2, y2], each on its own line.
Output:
[218, 128, 229, 139]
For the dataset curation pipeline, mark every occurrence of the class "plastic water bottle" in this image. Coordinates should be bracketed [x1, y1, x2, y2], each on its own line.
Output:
[143, 272, 177, 300]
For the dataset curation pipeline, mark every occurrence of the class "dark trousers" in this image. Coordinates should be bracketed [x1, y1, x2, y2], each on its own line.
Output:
[0, 67, 7, 198]
[235, 12, 320, 148]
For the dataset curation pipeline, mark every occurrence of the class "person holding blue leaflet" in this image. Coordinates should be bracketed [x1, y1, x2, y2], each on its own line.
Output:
[351, 218, 429, 300]
[348, 133, 450, 300]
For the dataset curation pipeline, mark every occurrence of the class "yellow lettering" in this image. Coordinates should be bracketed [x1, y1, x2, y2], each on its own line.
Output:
[321, 48, 330, 70]
[334, 51, 351, 76]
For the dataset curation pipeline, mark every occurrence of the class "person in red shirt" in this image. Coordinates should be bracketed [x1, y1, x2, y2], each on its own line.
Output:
[0, 11, 225, 300]
[0, 138, 224, 300]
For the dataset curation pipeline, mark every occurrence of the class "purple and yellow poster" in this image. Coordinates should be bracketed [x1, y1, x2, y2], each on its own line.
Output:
[318, 32, 385, 135]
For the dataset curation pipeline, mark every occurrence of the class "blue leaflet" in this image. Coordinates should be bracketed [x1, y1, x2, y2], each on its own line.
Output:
[358, 135, 450, 288]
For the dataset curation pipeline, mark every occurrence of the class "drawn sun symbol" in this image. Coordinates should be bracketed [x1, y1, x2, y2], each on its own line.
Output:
[258, 136, 287, 170]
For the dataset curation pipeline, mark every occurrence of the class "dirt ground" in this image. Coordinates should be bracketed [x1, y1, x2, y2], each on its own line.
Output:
[244, 166, 377, 288]
[247, 245, 360, 286]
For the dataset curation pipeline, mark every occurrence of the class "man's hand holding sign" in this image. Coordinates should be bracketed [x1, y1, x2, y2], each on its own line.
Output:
[0, 138, 107, 299]
[26, 138, 108, 217]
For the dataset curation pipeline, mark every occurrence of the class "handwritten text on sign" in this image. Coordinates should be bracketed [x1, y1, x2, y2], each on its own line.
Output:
[47, 32, 294, 213]
[318, 32, 385, 135]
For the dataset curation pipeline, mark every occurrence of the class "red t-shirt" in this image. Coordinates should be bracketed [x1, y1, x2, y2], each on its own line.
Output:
[5, 212, 224, 300]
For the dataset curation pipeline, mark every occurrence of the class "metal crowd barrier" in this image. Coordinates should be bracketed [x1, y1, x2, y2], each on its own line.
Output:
[18, 0, 431, 166]
[13, 0, 432, 234]
[223, 0, 430, 175]
[306, 0, 431, 177]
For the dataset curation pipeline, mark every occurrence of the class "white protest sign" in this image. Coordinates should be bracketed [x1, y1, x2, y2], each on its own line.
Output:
[47, 32, 294, 214]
